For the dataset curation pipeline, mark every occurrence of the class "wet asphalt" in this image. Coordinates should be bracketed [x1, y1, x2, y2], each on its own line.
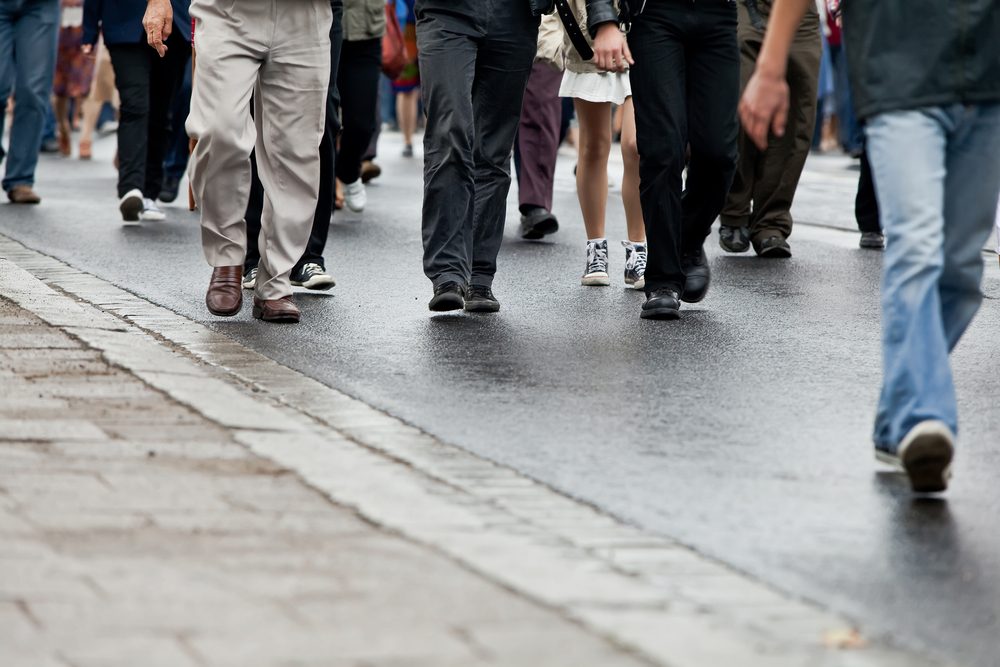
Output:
[3, 134, 1000, 666]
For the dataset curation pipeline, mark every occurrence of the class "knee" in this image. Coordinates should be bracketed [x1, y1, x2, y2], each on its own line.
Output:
[579, 133, 611, 163]
[621, 134, 639, 166]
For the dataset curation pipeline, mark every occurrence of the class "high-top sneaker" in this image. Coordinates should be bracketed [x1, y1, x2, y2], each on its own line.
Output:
[581, 239, 610, 286]
[622, 240, 647, 290]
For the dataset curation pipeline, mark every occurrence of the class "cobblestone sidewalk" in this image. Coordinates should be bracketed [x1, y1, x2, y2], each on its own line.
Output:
[0, 296, 648, 667]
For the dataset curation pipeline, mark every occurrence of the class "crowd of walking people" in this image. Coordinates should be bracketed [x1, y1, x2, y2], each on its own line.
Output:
[1, 0, 999, 494]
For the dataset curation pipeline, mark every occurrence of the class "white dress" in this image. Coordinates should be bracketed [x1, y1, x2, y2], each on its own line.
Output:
[559, 70, 632, 106]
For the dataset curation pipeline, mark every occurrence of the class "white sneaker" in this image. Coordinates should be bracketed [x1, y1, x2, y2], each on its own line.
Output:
[118, 188, 144, 223]
[581, 239, 610, 286]
[139, 198, 166, 221]
[242, 267, 257, 290]
[343, 178, 366, 213]
[875, 420, 954, 493]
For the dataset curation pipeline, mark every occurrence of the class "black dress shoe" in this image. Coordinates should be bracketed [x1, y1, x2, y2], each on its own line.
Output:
[719, 225, 750, 253]
[756, 235, 792, 258]
[859, 231, 885, 250]
[519, 207, 559, 240]
[641, 289, 681, 320]
[681, 247, 710, 303]
[159, 175, 181, 203]
[465, 285, 500, 313]
[428, 281, 466, 312]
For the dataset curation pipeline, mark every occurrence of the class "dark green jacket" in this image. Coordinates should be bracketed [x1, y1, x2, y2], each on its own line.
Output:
[344, 0, 385, 41]
[843, 0, 1000, 120]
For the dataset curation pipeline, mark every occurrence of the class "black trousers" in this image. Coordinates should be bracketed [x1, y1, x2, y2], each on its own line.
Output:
[107, 31, 191, 199]
[855, 147, 881, 234]
[245, 0, 343, 274]
[335, 37, 382, 185]
[417, 2, 539, 289]
[629, 0, 739, 293]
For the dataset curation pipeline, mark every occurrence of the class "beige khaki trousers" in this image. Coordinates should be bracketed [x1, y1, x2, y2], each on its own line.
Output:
[187, 0, 332, 301]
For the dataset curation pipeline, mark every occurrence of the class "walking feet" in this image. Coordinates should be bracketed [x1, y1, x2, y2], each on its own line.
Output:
[641, 289, 681, 320]
[6, 185, 42, 204]
[465, 285, 501, 313]
[582, 240, 610, 286]
[719, 225, 750, 253]
[755, 234, 792, 258]
[519, 207, 559, 240]
[205, 266, 244, 317]
[118, 189, 144, 223]
[681, 247, 710, 303]
[253, 296, 301, 323]
[428, 281, 466, 312]
[290, 263, 336, 290]
[622, 241, 647, 290]
[876, 420, 954, 493]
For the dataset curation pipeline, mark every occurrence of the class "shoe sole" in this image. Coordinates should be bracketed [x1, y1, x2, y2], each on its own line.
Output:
[206, 297, 243, 318]
[625, 278, 646, 290]
[859, 241, 885, 250]
[640, 307, 680, 320]
[252, 305, 300, 323]
[292, 276, 336, 291]
[345, 202, 365, 213]
[429, 293, 465, 312]
[876, 432, 954, 494]
[757, 246, 792, 259]
[520, 217, 559, 240]
[582, 274, 611, 287]
[139, 212, 166, 222]
[465, 300, 500, 313]
[242, 281, 255, 291]
[361, 169, 381, 184]
[119, 196, 143, 222]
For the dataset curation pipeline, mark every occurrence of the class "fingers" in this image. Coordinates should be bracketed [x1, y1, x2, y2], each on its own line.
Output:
[144, 14, 170, 57]
[771, 102, 789, 140]
[622, 42, 635, 67]
[81, 43, 93, 56]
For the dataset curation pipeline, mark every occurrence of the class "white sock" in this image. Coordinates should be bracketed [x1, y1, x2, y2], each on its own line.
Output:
[626, 240, 646, 247]
[588, 237, 607, 244]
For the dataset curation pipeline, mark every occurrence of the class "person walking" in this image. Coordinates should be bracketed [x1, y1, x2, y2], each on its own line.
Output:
[393, 0, 419, 158]
[83, 0, 191, 222]
[514, 17, 564, 242]
[0, 0, 60, 204]
[559, 0, 646, 289]
[418, 0, 625, 313]
[336, 0, 385, 214]
[143, 0, 333, 323]
[53, 0, 95, 157]
[242, 0, 344, 295]
[629, 0, 740, 320]
[77, 39, 116, 160]
[719, 0, 821, 258]
[741, 0, 1000, 493]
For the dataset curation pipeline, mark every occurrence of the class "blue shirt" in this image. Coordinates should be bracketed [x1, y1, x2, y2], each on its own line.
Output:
[83, 0, 191, 46]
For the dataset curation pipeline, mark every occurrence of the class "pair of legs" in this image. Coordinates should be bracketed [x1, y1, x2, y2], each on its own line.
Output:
[720, 0, 820, 253]
[0, 0, 59, 196]
[187, 0, 332, 304]
[418, 4, 538, 297]
[866, 105, 1000, 455]
[396, 88, 420, 154]
[575, 97, 644, 243]
[107, 30, 190, 201]
[628, 0, 739, 297]
[336, 37, 381, 186]
[78, 43, 116, 158]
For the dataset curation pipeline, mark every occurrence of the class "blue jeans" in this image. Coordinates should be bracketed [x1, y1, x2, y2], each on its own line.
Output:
[866, 105, 1000, 449]
[0, 0, 59, 192]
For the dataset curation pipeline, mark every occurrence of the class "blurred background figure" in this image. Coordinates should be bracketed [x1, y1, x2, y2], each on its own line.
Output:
[0, 0, 60, 204]
[53, 0, 95, 158]
[77, 40, 117, 160]
[393, 0, 419, 158]
[82, 0, 191, 222]
[159, 53, 191, 203]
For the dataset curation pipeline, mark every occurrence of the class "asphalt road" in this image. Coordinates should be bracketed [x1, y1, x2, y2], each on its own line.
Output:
[4, 133, 1000, 666]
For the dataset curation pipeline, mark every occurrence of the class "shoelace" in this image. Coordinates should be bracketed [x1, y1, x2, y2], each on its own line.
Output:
[586, 243, 609, 274]
[301, 263, 325, 278]
[623, 242, 647, 275]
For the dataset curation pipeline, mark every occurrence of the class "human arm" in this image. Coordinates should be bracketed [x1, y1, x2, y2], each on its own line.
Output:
[81, 0, 103, 52]
[143, 0, 174, 57]
[587, 0, 632, 73]
[738, 0, 812, 149]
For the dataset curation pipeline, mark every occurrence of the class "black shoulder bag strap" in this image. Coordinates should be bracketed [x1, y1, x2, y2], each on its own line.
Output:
[554, 0, 595, 62]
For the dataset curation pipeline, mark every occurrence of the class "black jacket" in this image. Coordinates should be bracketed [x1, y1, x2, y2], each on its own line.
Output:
[417, 0, 617, 36]
[843, 0, 1000, 120]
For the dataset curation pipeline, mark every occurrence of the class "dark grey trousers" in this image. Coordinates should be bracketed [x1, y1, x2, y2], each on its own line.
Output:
[416, 2, 539, 289]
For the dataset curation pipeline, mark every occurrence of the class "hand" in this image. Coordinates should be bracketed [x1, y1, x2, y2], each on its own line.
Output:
[739, 68, 789, 150]
[81, 43, 94, 56]
[143, 0, 174, 57]
[591, 23, 633, 73]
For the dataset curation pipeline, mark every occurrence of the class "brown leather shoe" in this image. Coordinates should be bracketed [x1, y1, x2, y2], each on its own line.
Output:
[206, 266, 243, 317]
[7, 185, 41, 204]
[252, 296, 300, 323]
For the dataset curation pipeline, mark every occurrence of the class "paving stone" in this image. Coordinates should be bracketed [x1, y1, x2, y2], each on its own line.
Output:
[0, 419, 106, 441]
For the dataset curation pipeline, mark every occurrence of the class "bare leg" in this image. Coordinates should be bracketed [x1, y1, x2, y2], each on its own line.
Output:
[620, 98, 645, 242]
[574, 99, 612, 240]
[397, 89, 419, 150]
[54, 95, 71, 155]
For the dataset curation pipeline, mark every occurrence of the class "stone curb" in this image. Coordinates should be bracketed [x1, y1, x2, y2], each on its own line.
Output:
[0, 235, 951, 667]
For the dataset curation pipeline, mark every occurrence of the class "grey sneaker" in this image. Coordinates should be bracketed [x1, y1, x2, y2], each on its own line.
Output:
[242, 267, 257, 290]
[465, 285, 500, 313]
[290, 262, 336, 290]
[622, 241, 647, 290]
[719, 225, 750, 253]
[875, 420, 954, 493]
[582, 240, 610, 286]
